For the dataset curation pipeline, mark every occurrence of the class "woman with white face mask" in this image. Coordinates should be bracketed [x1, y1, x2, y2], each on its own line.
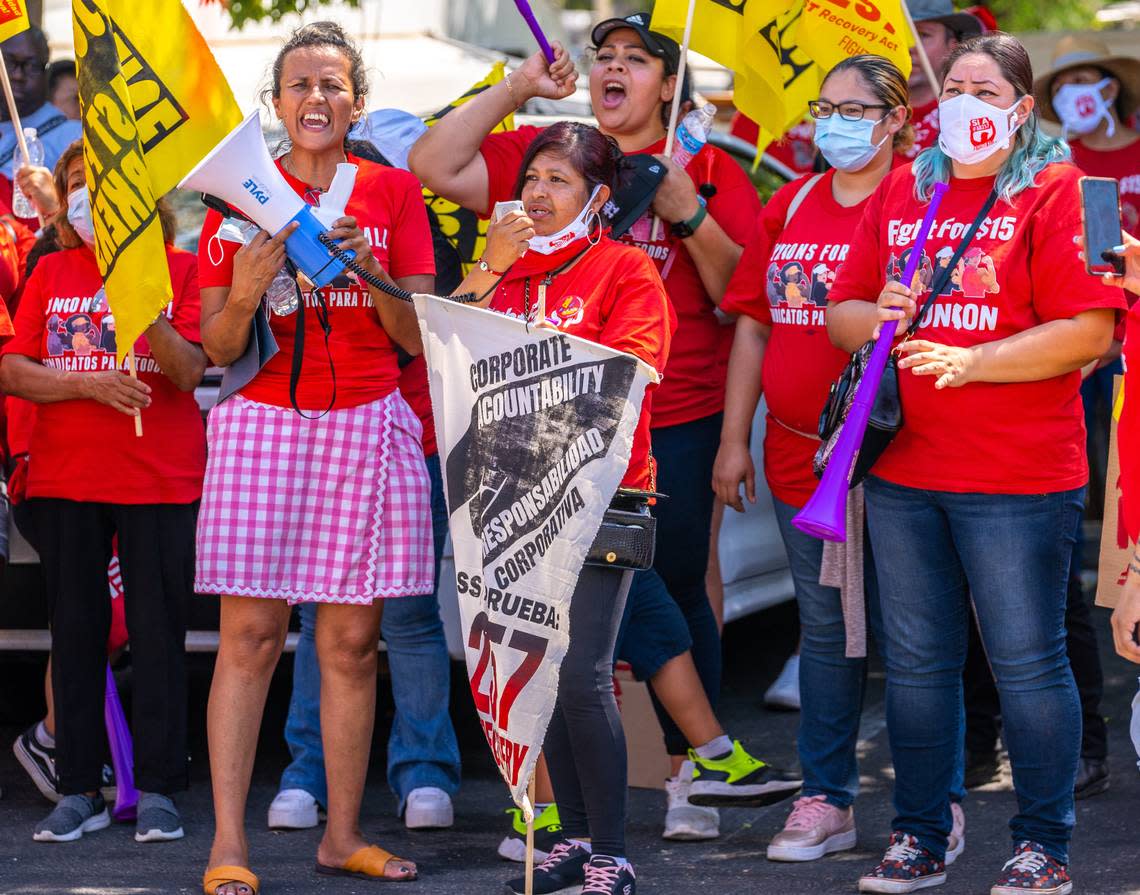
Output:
[0, 139, 208, 846]
[452, 121, 673, 895]
[827, 34, 1126, 895]
[714, 55, 938, 867]
[1035, 36, 1140, 236]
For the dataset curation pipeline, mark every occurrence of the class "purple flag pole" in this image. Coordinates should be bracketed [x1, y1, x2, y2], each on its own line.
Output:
[793, 181, 949, 542]
[105, 662, 139, 821]
[513, 0, 555, 63]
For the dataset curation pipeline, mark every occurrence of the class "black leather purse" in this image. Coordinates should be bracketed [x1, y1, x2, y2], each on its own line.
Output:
[814, 188, 999, 487]
[585, 488, 658, 571]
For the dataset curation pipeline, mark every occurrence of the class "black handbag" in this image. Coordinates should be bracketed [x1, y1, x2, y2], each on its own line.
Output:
[814, 188, 999, 486]
[585, 488, 658, 570]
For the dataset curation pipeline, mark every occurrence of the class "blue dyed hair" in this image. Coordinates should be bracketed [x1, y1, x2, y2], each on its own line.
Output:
[912, 33, 1070, 205]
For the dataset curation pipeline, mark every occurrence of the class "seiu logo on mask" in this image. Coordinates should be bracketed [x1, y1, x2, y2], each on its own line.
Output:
[242, 178, 271, 205]
[969, 117, 995, 148]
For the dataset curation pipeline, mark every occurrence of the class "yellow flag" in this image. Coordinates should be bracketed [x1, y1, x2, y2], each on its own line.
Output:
[424, 62, 516, 274]
[795, 0, 912, 83]
[73, 0, 241, 362]
[0, 0, 30, 44]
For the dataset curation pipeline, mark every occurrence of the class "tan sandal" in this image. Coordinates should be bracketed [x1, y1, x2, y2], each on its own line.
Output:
[202, 865, 259, 895]
[315, 844, 417, 882]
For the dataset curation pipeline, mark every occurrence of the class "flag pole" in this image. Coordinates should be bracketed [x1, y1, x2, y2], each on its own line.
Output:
[0, 49, 44, 227]
[127, 347, 144, 437]
[524, 774, 537, 895]
[651, 0, 697, 242]
[901, 4, 941, 101]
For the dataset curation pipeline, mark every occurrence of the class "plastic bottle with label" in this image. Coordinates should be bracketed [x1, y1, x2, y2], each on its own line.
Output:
[671, 104, 717, 170]
[11, 128, 44, 220]
[1131, 678, 1140, 772]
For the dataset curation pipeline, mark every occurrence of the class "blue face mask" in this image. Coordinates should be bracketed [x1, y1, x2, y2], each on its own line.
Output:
[812, 114, 891, 172]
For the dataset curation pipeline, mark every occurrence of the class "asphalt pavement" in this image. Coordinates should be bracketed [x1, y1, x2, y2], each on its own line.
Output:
[1, 601, 1138, 895]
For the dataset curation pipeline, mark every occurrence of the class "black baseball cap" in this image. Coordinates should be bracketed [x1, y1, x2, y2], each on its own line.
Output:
[591, 12, 681, 76]
[602, 154, 668, 239]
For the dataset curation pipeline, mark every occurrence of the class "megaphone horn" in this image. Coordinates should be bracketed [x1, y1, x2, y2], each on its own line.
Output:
[179, 111, 352, 290]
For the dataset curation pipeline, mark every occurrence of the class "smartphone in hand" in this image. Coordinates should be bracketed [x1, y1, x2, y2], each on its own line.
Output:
[1079, 176, 1126, 277]
[493, 200, 525, 222]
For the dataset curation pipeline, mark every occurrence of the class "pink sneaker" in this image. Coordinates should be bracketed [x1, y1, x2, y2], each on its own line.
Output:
[767, 794, 857, 862]
[946, 802, 965, 865]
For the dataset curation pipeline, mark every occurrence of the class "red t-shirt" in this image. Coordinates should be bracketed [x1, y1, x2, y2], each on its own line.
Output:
[2, 245, 206, 504]
[398, 353, 436, 458]
[480, 126, 757, 429]
[901, 99, 940, 161]
[1069, 138, 1140, 235]
[722, 170, 869, 507]
[730, 112, 817, 176]
[488, 236, 674, 490]
[829, 162, 1127, 494]
[197, 155, 436, 411]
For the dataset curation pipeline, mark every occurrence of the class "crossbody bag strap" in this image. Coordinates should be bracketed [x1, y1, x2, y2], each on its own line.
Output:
[904, 187, 1000, 339]
[0, 114, 67, 168]
[783, 173, 825, 229]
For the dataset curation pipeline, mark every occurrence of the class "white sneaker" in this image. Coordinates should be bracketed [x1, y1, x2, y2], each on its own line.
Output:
[946, 801, 965, 865]
[267, 788, 319, 830]
[765, 653, 801, 710]
[663, 760, 719, 841]
[404, 786, 454, 830]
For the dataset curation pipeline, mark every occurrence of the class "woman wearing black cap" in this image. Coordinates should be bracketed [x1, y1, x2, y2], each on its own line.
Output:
[409, 11, 773, 840]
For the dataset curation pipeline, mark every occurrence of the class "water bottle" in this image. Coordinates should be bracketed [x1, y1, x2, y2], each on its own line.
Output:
[11, 127, 44, 219]
[266, 267, 300, 316]
[1131, 678, 1140, 772]
[671, 104, 716, 170]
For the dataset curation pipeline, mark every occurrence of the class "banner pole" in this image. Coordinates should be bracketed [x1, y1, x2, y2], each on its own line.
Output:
[650, 0, 697, 242]
[0, 48, 44, 227]
[901, 4, 942, 101]
[127, 347, 144, 438]
[525, 774, 537, 895]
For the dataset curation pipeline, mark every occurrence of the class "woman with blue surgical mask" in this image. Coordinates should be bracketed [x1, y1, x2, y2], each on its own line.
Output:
[713, 54, 925, 867]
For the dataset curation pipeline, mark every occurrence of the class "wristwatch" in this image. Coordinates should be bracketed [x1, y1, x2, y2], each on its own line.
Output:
[477, 257, 507, 276]
[670, 195, 708, 239]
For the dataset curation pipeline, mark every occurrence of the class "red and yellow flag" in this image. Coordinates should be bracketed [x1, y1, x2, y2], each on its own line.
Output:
[0, 0, 30, 44]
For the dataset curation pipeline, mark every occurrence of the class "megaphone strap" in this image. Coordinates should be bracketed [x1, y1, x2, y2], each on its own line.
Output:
[286, 259, 337, 421]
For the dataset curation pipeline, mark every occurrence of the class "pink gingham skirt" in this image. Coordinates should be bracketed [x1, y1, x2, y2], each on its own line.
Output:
[195, 391, 433, 604]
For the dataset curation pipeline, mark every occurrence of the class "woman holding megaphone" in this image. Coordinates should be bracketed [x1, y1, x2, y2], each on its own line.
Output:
[825, 34, 1123, 894]
[195, 22, 435, 895]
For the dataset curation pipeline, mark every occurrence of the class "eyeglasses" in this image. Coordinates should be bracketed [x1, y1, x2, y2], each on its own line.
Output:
[5, 57, 45, 77]
[808, 100, 890, 121]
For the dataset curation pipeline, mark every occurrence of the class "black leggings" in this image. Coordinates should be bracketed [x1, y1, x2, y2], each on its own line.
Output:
[31, 498, 196, 795]
[542, 565, 632, 857]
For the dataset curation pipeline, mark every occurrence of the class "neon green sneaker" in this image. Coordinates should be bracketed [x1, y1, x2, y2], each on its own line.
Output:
[497, 802, 563, 863]
[688, 740, 802, 807]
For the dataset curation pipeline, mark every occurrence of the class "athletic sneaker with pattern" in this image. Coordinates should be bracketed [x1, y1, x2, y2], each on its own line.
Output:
[582, 856, 636, 895]
[498, 802, 563, 863]
[503, 840, 589, 895]
[687, 739, 802, 807]
[858, 831, 947, 893]
[989, 842, 1072, 895]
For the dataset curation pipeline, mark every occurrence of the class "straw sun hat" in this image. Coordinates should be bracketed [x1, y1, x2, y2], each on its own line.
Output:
[1033, 35, 1140, 125]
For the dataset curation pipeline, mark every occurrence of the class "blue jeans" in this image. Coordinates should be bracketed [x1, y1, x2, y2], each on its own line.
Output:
[647, 413, 723, 755]
[279, 453, 460, 813]
[772, 496, 883, 809]
[614, 568, 694, 682]
[864, 477, 1083, 864]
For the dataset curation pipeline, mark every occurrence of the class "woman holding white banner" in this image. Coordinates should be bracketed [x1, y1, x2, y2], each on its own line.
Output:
[826, 33, 1124, 894]
[194, 22, 433, 895]
[451, 121, 671, 895]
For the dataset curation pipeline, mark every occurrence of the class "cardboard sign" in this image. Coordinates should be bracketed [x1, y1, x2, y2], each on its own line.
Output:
[1097, 375, 1131, 609]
